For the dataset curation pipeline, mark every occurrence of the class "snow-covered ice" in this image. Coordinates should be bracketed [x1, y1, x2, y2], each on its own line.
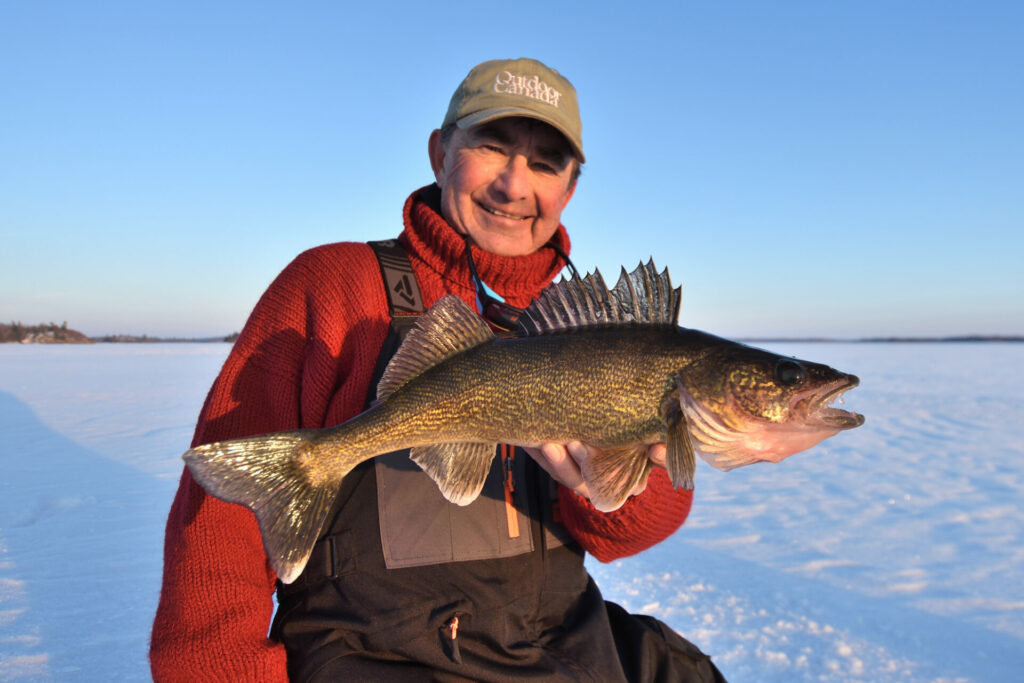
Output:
[1, 342, 1022, 681]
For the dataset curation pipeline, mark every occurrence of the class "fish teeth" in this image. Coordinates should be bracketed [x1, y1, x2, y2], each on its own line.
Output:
[825, 392, 847, 409]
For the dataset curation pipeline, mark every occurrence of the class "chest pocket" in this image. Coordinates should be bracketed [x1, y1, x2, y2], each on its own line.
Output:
[376, 447, 535, 568]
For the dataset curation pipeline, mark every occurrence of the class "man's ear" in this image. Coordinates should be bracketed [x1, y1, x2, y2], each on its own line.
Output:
[561, 176, 577, 209]
[428, 129, 446, 186]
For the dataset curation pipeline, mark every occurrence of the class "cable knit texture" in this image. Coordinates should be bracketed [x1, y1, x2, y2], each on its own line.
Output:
[149, 186, 692, 681]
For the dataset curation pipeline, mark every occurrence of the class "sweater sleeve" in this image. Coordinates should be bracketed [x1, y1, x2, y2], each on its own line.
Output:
[557, 467, 693, 562]
[150, 245, 379, 682]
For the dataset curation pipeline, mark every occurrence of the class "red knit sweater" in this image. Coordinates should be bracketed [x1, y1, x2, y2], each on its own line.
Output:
[149, 187, 693, 682]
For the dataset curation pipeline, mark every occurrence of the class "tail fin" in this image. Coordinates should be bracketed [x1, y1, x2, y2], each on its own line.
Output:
[183, 430, 336, 584]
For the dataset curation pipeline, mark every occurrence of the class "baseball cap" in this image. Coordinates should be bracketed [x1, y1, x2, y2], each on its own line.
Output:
[442, 58, 585, 163]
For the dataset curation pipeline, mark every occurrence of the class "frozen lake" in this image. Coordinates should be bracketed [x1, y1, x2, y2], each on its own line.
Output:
[1, 342, 1022, 681]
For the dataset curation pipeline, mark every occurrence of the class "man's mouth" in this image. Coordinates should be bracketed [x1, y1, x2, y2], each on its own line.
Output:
[479, 203, 529, 221]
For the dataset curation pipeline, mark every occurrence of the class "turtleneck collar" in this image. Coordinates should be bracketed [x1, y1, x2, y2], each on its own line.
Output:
[398, 184, 572, 309]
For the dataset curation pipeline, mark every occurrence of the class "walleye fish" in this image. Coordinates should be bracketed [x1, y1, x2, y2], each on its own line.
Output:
[184, 262, 864, 583]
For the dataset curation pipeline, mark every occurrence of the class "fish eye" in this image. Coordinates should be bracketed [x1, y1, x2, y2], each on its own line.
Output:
[775, 359, 807, 386]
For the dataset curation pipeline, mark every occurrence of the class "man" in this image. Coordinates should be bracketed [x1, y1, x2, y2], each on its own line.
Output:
[151, 58, 725, 682]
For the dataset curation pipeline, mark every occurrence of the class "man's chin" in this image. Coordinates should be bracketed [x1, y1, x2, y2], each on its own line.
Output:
[464, 228, 540, 257]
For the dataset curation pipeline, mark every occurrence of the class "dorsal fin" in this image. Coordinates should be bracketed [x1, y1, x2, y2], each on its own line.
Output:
[517, 260, 680, 336]
[377, 295, 494, 400]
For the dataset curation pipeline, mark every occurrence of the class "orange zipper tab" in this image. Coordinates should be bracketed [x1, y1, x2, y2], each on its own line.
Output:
[501, 445, 520, 539]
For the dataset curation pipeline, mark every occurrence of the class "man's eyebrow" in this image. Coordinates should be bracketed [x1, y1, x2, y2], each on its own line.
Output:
[470, 124, 513, 145]
[535, 144, 571, 168]
[471, 122, 571, 167]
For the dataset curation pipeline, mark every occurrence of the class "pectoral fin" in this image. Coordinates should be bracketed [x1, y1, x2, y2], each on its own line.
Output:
[410, 442, 495, 506]
[663, 389, 697, 491]
[580, 444, 653, 513]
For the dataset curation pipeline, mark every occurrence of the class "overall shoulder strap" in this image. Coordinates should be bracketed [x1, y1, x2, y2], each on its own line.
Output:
[366, 239, 425, 401]
[368, 239, 424, 317]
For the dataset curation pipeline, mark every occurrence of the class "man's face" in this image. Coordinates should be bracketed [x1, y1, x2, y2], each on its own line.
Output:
[429, 117, 577, 257]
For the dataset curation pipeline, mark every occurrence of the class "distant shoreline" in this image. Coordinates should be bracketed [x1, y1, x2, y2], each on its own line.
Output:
[4, 335, 1021, 345]
[3, 322, 1021, 345]
[88, 334, 239, 344]
[1, 323, 240, 345]
[739, 336, 1024, 343]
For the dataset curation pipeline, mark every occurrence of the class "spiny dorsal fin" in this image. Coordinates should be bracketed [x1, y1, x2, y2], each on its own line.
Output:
[518, 259, 680, 336]
[378, 295, 494, 401]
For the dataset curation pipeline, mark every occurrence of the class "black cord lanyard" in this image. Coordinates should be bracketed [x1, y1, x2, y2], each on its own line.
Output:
[462, 234, 578, 333]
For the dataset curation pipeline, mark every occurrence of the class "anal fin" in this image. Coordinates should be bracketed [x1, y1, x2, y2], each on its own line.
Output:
[580, 444, 653, 513]
[410, 442, 495, 506]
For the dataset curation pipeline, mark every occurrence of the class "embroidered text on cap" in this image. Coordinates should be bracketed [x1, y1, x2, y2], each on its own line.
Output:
[494, 71, 561, 108]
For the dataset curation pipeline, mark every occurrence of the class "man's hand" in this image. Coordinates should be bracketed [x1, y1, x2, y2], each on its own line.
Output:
[523, 442, 667, 502]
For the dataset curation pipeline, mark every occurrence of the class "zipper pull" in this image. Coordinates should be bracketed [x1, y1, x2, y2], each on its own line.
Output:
[501, 445, 520, 538]
[446, 614, 462, 663]
[501, 444, 516, 497]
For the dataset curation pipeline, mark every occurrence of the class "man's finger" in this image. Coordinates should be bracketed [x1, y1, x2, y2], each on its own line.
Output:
[565, 440, 593, 467]
[525, 443, 590, 499]
[647, 443, 667, 469]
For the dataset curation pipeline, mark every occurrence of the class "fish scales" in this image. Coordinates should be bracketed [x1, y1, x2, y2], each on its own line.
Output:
[183, 261, 864, 583]
[307, 328, 682, 470]
[385, 329, 683, 444]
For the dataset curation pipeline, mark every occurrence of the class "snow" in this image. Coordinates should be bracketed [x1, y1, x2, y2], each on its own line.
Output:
[1, 342, 1023, 681]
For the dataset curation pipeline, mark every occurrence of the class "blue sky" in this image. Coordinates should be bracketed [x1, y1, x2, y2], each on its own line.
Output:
[2, 1, 1021, 339]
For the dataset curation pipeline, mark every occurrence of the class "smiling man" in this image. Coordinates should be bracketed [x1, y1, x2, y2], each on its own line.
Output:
[151, 58, 726, 682]
[430, 117, 577, 257]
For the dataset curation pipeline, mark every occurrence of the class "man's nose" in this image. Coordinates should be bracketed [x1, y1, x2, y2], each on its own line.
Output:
[492, 155, 530, 200]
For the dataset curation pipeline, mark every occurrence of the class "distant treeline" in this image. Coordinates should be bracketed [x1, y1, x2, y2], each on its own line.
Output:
[1, 321, 91, 344]
[3, 321, 239, 344]
[93, 332, 240, 343]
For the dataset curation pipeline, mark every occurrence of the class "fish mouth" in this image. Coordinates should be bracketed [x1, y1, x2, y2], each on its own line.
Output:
[677, 373, 863, 472]
[795, 374, 865, 429]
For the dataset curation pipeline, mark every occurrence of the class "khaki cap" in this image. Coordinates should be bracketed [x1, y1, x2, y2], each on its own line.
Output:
[442, 58, 585, 163]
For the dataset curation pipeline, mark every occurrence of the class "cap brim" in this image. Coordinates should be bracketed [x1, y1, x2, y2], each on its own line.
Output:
[456, 107, 585, 163]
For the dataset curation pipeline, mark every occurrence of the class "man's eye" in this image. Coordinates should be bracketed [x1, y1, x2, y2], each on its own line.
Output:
[533, 158, 566, 174]
[481, 144, 504, 153]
